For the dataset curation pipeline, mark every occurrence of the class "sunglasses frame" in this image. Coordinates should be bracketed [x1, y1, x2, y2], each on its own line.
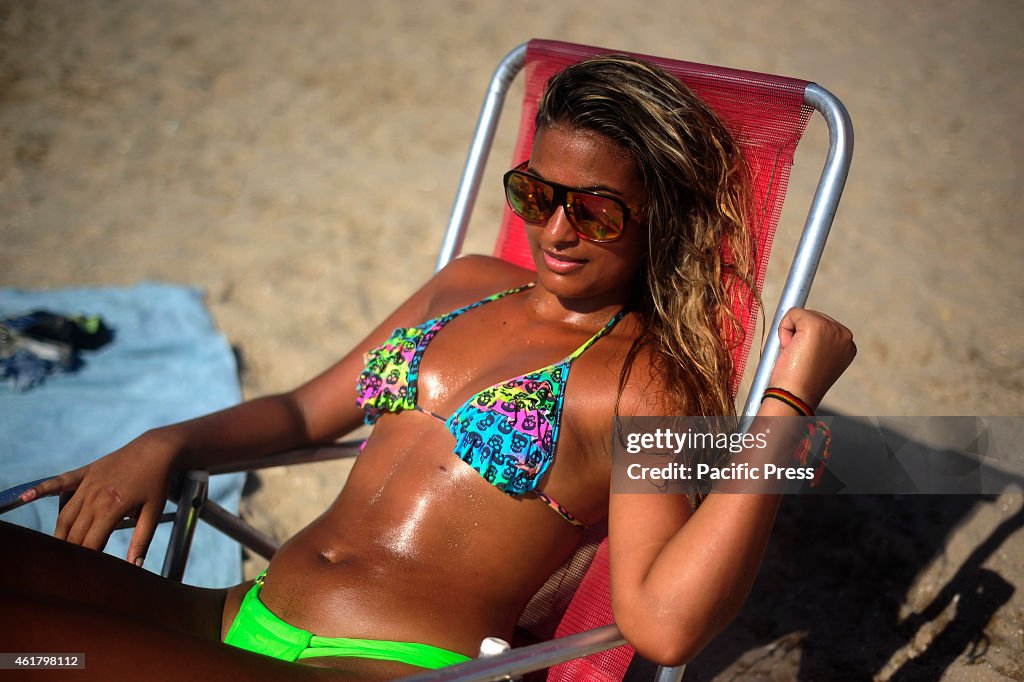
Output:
[502, 162, 635, 243]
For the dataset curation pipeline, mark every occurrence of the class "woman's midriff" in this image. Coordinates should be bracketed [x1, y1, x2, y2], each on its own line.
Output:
[221, 415, 588, 658]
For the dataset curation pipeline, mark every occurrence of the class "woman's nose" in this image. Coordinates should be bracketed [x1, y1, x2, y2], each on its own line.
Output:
[543, 204, 579, 246]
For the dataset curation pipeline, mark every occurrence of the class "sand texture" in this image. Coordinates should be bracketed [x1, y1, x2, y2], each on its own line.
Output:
[2, 1, 1021, 679]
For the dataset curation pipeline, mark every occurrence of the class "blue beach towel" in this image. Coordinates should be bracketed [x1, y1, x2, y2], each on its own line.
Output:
[0, 282, 245, 587]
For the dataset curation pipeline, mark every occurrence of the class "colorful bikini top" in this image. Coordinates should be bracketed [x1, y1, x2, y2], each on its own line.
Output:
[355, 283, 626, 528]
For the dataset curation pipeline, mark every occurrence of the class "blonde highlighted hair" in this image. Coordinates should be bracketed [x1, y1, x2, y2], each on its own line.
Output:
[536, 55, 757, 416]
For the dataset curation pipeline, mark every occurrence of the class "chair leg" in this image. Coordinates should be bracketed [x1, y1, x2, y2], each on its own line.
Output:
[199, 499, 279, 561]
[161, 470, 209, 581]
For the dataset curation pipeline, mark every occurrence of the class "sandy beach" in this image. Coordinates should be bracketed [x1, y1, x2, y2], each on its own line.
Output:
[2, 1, 1021, 679]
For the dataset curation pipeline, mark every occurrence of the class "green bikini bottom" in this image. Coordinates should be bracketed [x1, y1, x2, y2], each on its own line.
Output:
[223, 573, 471, 669]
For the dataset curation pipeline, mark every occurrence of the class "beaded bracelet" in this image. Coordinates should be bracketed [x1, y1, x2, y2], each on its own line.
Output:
[762, 387, 831, 486]
[761, 386, 813, 417]
[794, 419, 832, 487]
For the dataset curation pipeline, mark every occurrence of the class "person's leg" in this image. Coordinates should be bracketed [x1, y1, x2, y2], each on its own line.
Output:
[0, 522, 438, 680]
[1, 588, 441, 682]
[0, 587, 359, 681]
[0, 520, 225, 640]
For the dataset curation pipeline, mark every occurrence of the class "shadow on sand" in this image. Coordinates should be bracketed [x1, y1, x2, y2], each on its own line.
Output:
[682, 415, 1023, 681]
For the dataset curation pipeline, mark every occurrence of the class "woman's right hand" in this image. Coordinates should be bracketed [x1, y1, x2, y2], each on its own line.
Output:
[19, 430, 181, 566]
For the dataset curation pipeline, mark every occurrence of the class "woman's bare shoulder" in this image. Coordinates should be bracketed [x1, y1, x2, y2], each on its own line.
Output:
[428, 254, 535, 311]
[569, 323, 682, 455]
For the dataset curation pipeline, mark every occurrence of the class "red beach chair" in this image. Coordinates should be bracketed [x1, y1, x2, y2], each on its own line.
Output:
[404, 38, 852, 682]
[1, 38, 852, 682]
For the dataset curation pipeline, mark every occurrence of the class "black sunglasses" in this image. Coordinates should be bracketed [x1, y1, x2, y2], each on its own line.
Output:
[502, 163, 635, 243]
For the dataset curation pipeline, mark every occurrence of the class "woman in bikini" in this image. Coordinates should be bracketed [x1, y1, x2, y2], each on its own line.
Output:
[1, 55, 855, 680]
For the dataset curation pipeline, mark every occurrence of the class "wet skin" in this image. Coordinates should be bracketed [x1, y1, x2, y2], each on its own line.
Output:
[0, 76, 860, 676]
[3, 122, 856, 677]
[0, 123, 652, 678]
[223, 124, 652, 664]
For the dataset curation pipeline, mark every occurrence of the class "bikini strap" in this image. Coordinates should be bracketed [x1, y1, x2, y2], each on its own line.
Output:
[566, 309, 628, 361]
[427, 282, 536, 333]
[534, 489, 587, 529]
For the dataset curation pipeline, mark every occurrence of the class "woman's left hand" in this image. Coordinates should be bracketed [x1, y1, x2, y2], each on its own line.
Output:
[768, 307, 857, 410]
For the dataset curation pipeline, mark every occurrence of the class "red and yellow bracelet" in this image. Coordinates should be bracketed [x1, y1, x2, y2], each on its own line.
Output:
[761, 386, 813, 417]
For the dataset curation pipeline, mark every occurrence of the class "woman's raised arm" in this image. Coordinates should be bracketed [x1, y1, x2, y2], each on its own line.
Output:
[609, 308, 856, 666]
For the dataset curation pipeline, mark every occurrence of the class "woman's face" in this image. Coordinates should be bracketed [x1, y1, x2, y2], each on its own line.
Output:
[525, 125, 647, 309]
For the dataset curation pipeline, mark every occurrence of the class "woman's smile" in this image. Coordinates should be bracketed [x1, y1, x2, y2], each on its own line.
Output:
[541, 249, 588, 274]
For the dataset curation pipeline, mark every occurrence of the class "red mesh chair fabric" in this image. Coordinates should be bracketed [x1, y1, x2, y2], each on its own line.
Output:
[546, 536, 623, 682]
[494, 40, 813, 680]
[494, 39, 813, 397]
[518, 522, 607, 641]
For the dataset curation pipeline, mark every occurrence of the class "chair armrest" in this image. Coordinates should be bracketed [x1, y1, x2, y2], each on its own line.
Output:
[160, 440, 363, 576]
[0, 440, 362, 515]
[398, 625, 625, 681]
[0, 477, 50, 514]
[205, 440, 363, 475]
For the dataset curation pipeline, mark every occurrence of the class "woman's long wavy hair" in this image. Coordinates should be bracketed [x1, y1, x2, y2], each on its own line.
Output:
[536, 55, 757, 416]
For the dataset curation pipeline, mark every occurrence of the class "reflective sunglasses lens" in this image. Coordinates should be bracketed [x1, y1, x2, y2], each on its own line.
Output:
[566, 193, 625, 242]
[506, 173, 554, 223]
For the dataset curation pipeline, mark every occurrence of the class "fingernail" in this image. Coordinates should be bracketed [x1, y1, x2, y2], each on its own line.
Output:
[21, 489, 36, 501]
[134, 557, 145, 567]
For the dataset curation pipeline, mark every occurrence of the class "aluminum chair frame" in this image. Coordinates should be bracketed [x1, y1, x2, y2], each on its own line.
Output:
[0, 41, 852, 682]
[411, 41, 852, 682]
